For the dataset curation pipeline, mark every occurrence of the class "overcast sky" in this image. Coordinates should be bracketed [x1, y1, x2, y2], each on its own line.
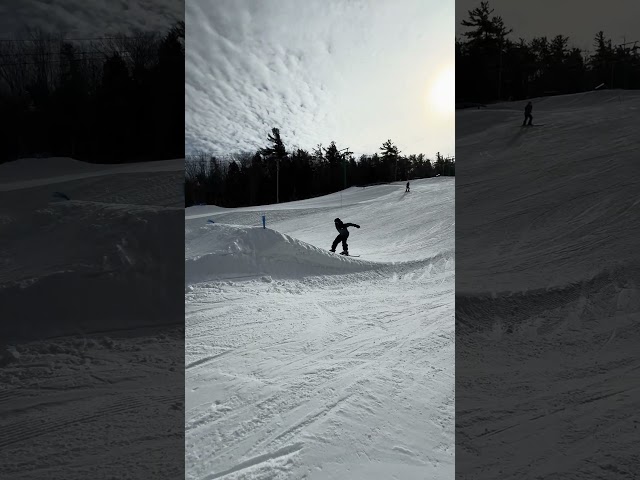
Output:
[0, 0, 182, 37]
[186, 0, 454, 158]
[456, 0, 640, 53]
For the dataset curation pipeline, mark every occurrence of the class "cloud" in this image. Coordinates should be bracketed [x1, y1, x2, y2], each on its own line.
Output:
[186, 0, 454, 157]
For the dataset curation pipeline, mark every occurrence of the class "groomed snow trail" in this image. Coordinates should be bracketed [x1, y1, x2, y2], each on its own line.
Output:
[185, 178, 455, 479]
[456, 91, 640, 478]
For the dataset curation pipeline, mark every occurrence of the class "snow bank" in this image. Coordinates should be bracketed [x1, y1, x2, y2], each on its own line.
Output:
[1, 200, 184, 342]
[185, 223, 375, 284]
[0, 158, 184, 343]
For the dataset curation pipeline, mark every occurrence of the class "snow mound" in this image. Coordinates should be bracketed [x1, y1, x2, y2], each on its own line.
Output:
[1, 200, 184, 343]
[1, 156, 185, 343]
[185, 224, 375, 284]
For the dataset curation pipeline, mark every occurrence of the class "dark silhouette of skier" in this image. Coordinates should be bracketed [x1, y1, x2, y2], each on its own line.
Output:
[405, 181, 410, 193]
[523, 101, 533, 126]
[330, 218, 360, 255]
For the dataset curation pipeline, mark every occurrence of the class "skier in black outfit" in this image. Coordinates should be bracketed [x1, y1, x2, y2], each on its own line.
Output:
[523, 101, 533, 126]
[330, 218, 360, 255]
[405, 181, 410, 192]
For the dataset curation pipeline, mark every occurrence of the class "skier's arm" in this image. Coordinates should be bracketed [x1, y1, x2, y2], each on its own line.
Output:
[344, 223, 360, 228]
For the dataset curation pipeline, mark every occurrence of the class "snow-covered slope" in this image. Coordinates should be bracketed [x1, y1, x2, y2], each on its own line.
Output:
[456, 90, 640, 478]
[457, 90, 640, 295]
[185, 178, 455, 479]
[0, 158, 184, 479]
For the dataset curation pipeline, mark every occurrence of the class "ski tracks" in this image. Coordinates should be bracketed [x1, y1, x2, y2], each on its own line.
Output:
[186, 263, 454, 479]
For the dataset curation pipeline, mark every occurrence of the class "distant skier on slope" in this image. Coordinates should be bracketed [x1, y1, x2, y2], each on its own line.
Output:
[406, 181, 410, 193]
[330, 217, 360, 255]
[523, 101, 533, 126]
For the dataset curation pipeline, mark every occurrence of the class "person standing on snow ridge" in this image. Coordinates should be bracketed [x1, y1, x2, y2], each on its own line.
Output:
[523, 101, 533, 126]
[330, 218, 360, 255]
[406, 181, 410, 192]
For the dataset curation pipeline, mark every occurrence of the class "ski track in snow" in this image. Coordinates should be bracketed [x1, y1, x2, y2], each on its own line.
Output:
[185, 179, 455, 479]
[456, 91, 640, 478]
[0, 158, 184, 479]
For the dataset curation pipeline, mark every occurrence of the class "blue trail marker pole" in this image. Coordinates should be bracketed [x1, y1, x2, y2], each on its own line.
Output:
[262, 215, 266, 229]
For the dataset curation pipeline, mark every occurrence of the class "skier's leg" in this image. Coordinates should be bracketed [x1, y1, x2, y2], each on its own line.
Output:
[341, 233, 349, 254]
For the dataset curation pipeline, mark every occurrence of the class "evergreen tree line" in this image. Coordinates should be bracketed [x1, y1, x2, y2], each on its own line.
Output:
[457, 1, 640, 103]
[0, 22, 185, 164]
[185, 128, 454, 208]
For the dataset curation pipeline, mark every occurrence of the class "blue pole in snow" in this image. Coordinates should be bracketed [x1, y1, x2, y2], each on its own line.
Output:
[262, 215, 266, 229]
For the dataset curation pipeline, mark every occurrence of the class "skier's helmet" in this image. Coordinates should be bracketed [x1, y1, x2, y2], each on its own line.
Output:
[334, 218, 341, 223]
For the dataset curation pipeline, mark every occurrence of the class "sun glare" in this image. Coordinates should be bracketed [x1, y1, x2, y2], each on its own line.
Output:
[427, 65, 455, 116]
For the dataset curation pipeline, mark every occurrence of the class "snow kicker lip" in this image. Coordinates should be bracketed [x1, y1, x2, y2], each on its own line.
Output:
[185, 225, 377, 285]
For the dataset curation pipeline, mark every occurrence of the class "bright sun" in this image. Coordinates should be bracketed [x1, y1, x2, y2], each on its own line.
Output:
[427, 65, 455, 116]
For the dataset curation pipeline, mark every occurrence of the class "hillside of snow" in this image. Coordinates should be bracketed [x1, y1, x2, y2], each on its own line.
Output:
[185, 178, 455, 479]
[0, 158, 185, 479]
[456, 90, 640, 478]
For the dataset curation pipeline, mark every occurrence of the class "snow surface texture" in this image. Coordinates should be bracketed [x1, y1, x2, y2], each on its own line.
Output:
[185, 179, 455, 479]
[0, 158, 185, 479]
[456, 90, 640, 478]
